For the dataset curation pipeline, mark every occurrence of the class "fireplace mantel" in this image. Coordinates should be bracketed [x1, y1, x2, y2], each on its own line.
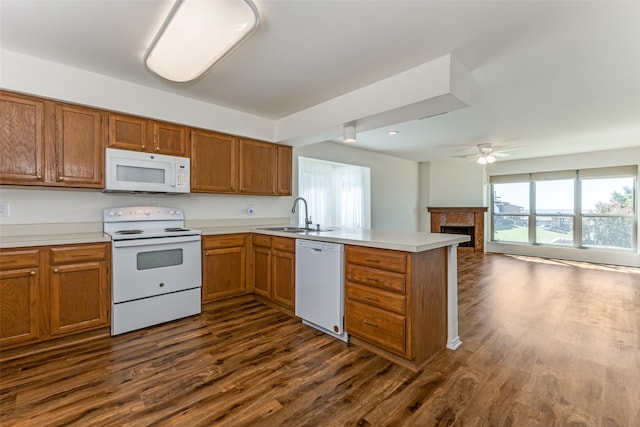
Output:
[427, 207, 488, 252]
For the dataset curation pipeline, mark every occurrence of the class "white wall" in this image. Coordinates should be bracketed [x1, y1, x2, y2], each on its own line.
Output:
[294, 142, 419, 232]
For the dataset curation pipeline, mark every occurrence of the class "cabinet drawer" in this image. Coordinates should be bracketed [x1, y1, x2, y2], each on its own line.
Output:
[271, 236, 294, 252]
[49, 244, 107, 264]
[0, 249, 40, 269]
[203, 234, 246, 249]
[346, 300, 406, 356]
[252, 234, 271, 248]
[346, 264, 406, 293]
[346, 282, 406, 315]
[346, 246, 407, 273]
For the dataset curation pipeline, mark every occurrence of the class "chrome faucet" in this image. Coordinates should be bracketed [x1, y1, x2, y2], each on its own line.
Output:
[291, 197, 313, 229]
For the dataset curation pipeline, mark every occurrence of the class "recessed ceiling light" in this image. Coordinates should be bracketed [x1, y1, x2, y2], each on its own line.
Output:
[387, 130, 399, 135]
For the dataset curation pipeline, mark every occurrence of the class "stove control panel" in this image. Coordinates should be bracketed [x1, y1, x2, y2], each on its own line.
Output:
[103, 206, 184, 222]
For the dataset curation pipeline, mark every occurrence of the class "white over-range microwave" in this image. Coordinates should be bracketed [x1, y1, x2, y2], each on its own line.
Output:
[104, 148, 190, 193]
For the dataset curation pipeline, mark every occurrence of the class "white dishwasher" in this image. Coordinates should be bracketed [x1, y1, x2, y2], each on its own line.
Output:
[295, 239, 348, 342]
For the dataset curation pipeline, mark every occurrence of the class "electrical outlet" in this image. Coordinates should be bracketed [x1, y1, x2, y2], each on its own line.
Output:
[0, 201, 9, 217]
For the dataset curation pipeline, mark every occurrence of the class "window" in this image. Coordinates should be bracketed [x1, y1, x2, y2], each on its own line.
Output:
[298, 157, 371, 229]
[581, 173, 635, 250]
[490, 166, 637, 252]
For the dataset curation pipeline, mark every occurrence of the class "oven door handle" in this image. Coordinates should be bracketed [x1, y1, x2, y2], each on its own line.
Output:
[112, 235, 201, 248]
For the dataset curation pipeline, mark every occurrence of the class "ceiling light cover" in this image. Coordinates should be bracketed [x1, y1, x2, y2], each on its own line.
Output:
[145, 0, 259, 82]
[343, 124, 356, 143]
[477, 154, 496, 164]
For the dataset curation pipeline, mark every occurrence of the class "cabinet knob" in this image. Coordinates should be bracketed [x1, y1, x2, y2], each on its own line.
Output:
[141, 144, 146, 149]
[155, 146, 160, 151]
[53, 268, 59, 273]
[36, 170, 43, 179]
[30, 270, 36, 276]
[205, 251, 209, 256]
[58, 176, 64, 181]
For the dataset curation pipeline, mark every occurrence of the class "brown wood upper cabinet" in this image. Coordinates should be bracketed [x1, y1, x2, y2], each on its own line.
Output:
[191, 129, 238, 193]
[0, 91, 105, 188]
[239, 138, 277, 195]
[108, 112, 188, 157]
[191, 130, 292, 196]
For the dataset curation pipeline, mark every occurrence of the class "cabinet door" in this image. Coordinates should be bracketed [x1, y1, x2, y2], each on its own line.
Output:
[252, 246, 271, 298]
[108, 113, 148, 152]
[202, 239, 247, 302]
[54, 104, 104, 187]
[0, 92, 46, 184]
[191, 129, 238, 193]
[276, 145, 292, 196]
[49, 260, 109, 336]
[271, 249, 295, 310]
[154, 121, 187, 156]
[238, 138, 276, 194]
[0, 268, 40, 346]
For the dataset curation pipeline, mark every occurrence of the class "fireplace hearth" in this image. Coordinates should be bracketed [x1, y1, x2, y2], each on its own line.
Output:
[428, 207, 488, 252]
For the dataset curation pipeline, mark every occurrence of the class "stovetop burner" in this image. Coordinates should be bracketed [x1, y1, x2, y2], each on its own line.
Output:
[116, 230, 144, 235]
[165, 227, 189, 232]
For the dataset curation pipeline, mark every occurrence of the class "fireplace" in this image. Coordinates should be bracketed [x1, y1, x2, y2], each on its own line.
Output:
[428, 207, 488, 252]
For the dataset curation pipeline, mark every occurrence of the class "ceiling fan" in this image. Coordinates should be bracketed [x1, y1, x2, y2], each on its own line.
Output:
[451, 143, 519, 164]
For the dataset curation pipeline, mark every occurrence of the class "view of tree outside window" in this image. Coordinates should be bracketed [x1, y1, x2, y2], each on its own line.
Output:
[581, 177, 635, 249]
[491, 169, 637, 252]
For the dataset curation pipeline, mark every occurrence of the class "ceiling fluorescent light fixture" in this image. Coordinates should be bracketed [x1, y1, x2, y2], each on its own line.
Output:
[145, 0, 259, 82]
[343, 124, 357, 143]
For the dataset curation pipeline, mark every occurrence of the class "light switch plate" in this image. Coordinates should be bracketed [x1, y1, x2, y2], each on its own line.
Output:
[0, 201, 9, 217]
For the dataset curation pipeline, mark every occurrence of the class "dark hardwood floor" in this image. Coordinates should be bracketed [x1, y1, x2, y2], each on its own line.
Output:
[1, 253, 638, 426]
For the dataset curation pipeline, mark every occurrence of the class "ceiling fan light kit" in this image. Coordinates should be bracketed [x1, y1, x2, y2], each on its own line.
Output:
[144, 0, 259, 82]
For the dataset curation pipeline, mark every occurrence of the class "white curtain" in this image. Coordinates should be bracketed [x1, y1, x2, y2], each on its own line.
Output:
[298, 157, 369, 229]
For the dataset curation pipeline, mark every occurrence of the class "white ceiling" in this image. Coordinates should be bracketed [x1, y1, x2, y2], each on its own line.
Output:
[1, 0, 639, 162]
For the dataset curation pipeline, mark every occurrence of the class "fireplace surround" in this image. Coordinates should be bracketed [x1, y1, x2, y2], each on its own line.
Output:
[428, 207, 488, 252]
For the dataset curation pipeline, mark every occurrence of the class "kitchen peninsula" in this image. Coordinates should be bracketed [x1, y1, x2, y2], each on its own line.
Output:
[201, 225, 470, 371]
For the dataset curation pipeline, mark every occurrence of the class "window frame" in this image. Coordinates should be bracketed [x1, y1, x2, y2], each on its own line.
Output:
[490, 166, 637, 252]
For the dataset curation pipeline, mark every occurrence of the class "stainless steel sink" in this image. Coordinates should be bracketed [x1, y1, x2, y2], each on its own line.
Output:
[258, 226, 333, 233]
[259, 226, 308, 232]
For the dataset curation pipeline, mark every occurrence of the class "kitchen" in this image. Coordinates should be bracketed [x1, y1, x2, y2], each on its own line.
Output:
[1, 0, 640, 425]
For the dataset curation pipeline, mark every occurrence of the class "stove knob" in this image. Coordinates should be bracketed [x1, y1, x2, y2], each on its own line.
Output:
[116, 210, 123, 216]
[144, 210, 151, 216]
[108, 210, 116, 217]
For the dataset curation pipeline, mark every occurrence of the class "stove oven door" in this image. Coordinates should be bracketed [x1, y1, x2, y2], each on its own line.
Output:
[111, 235, 201, 303]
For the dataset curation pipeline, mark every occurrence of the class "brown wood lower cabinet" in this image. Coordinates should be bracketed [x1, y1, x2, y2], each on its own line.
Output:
[250, 235, 295, 311]
[344, 244, 447, 371]
[201, 234, 249, 303]
[0, 243, 110, 349]
[0, 249, 41, 347]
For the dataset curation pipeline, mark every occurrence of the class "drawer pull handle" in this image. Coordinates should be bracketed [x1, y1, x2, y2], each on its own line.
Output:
[363, 319, 379, 328]
[363, 257, 379, 262]
[0, 259, 14, 263]
[364, 295, 379, 301]
[364, 277, 379, 282]
[30, 270, 36, 276]
[70, 253, 92, 257]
